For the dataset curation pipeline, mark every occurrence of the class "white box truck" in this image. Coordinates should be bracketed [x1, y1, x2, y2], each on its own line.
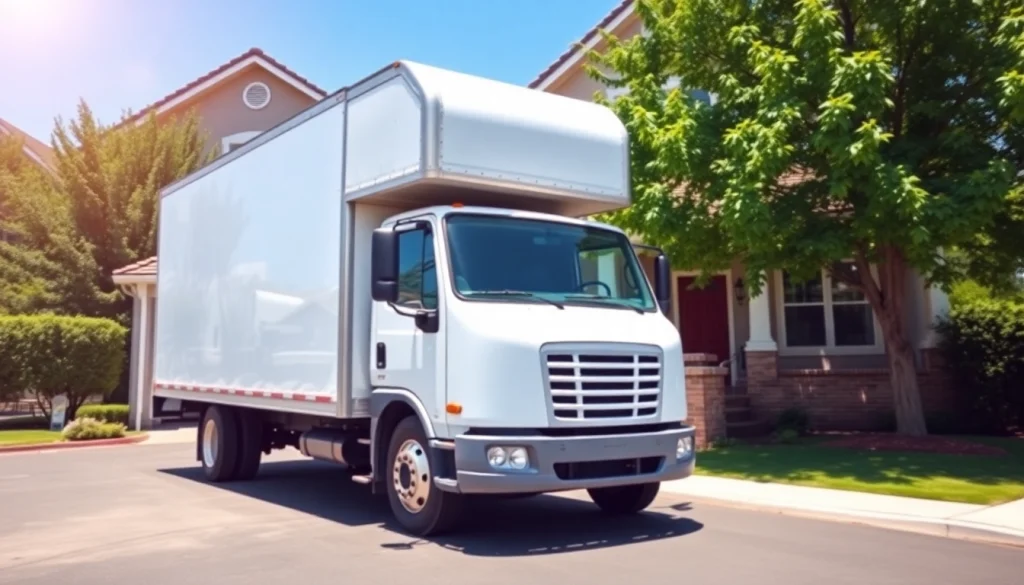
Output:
[153, 60, 695, 536]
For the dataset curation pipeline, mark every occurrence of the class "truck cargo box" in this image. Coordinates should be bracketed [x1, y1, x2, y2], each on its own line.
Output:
[152, 61, 632, 418]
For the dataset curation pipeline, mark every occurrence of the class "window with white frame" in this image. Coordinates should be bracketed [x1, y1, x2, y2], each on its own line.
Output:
[777, 262, 880, 352]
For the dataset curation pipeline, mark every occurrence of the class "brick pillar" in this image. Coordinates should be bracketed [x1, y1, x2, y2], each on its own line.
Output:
[745, 349, 779, 415]
[684, 365, 727, 448]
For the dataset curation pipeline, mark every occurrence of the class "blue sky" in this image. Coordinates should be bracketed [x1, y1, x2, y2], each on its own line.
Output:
[0, 0, 615, 141]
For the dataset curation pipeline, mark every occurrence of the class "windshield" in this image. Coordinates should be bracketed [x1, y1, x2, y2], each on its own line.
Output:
[444, 214, 657, 312]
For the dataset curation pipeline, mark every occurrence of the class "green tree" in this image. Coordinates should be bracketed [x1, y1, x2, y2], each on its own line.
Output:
[0, 101, 214, 321]
[589, 0, 1024, 435]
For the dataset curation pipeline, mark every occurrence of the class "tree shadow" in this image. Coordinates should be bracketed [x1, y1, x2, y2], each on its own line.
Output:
[159, 460, 703, 557]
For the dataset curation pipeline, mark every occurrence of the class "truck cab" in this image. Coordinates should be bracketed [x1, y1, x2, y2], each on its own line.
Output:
[367, 205, 694, 533]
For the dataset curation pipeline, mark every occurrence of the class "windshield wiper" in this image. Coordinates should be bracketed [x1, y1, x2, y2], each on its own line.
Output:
[464, 290, 564, 309]
[563, 295, 644, 314]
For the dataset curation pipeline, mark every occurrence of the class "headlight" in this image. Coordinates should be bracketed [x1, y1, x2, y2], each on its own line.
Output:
[487, 446, 508, 467]
[508, 447, 529, 470]
[487, 445, 530, 470]
[676, 436, 694, 459]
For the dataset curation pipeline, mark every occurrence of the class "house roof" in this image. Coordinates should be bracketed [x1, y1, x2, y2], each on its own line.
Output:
[0, 117, 55, 170]
[122, 47, 328, 125]
[112, 256, 157, 284]
[528, 0, 636, 90]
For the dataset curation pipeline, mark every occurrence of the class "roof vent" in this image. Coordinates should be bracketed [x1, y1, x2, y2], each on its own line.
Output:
[242, 82, 271, 110]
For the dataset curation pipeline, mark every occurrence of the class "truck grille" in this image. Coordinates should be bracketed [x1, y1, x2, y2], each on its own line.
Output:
[542, 345, 662, 422]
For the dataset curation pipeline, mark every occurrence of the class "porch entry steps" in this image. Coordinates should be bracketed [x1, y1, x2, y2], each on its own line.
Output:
[724, 383, 773, 438]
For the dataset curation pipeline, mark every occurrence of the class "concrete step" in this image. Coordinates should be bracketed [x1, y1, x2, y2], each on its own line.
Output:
[725, 407, 754, 424]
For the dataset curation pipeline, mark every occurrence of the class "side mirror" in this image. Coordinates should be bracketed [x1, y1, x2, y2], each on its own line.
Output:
[371, 228, 399, 303]
[654, 253, 671, 316]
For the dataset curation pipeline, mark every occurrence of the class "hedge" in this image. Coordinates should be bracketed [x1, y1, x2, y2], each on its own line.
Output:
[937, 298, 1024, 433]
[62, 417, 126, 441]
[76, 404, 130, 425]
[0, 315, 127, 419]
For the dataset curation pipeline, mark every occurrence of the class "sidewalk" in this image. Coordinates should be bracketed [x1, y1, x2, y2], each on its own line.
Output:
[662, 475, 1024, 547]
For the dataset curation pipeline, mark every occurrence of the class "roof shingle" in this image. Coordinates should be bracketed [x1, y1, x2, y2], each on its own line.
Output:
[0, 117, 55, 169]
[112, 256, 157, 277]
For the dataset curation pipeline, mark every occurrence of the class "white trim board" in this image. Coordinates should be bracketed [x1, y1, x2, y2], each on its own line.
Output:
[534, 2, 636, 92]
[671, 269, 738, 383]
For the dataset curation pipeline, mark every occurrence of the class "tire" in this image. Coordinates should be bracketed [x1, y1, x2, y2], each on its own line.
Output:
[199, 405, 241, 482]
[234, 409, 264, 481]
[587, 482, 660, 514]
[385, 416, 463, 536]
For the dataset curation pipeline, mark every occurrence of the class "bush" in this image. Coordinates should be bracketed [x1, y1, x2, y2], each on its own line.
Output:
[0, 315, 127, 420]
[776, 407, 810, 435]
[937, 298, 1024, 433]
[61, 417, 126, 441]
[774, 428, 800, 444]
[76, 404, 129, 425]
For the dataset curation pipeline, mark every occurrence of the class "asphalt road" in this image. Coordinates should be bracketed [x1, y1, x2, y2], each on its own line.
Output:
[0, 442, 1019, 585]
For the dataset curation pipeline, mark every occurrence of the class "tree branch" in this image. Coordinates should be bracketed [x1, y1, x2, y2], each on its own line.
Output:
[854, 244, 883, 309]
[838, 0, 857, 50]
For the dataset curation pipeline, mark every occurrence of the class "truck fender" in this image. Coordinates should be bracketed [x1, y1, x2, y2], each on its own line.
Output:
[369, 388, 437, 494]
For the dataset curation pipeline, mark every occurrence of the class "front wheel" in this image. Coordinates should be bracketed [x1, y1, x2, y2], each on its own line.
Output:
[385, 416, 464, 536]
[587, 482, 660, 514]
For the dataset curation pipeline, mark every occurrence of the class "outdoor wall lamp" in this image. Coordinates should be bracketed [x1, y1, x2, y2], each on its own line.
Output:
[734, 277, 746, 305]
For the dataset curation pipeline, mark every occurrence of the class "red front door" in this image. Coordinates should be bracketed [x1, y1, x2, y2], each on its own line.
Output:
[677, 275, 731, 383]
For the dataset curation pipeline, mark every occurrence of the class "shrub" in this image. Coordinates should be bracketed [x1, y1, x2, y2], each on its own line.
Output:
[61, 417, 126, 441]
[937, 298, 1024, 433]
[774, 428, 800, 444]
[776, 407, 810, 435]
[76, 404, 129, 425]
[0, 315, 127, 420]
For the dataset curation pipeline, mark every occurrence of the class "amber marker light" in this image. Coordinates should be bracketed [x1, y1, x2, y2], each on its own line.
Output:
[446, 402, 463, 415]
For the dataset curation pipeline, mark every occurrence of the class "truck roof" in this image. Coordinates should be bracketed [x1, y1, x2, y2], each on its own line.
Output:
[162, 60, 631, 218]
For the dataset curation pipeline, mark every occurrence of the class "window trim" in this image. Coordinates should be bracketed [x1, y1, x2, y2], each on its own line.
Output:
[772, 265, 885, 356]
[220, 131, 263, 154]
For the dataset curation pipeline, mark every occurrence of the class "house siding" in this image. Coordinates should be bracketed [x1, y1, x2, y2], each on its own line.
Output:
[158, 65, 318, 156]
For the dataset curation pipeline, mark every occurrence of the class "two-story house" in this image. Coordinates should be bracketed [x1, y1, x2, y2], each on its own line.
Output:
[529, 0, 955, 433]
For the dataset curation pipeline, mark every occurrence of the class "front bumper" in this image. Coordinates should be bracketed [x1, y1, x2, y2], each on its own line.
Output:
[440, 425, 696, 494]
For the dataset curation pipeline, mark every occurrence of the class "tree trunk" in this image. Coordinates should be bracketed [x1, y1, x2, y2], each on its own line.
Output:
[855, 247, 928, 436]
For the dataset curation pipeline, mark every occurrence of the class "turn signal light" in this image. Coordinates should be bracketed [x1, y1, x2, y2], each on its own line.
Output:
[446, 402, 463, 415]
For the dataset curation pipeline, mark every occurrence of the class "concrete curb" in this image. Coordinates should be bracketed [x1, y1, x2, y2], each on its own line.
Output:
[0, 433, 149, 455]
[681, 493, 1024, 549]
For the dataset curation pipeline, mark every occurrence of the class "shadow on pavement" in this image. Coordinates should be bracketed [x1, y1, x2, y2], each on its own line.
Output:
[160, 459, 703, 557]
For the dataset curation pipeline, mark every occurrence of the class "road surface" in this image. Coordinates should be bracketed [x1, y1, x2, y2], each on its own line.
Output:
[0, 442, 1019, 585]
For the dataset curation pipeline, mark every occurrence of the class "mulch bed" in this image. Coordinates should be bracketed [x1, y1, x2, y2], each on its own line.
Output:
[820, 433, 1009, 456]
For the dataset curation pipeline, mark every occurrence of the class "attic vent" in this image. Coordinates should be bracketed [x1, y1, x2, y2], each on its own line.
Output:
[242, 82, 271, 110]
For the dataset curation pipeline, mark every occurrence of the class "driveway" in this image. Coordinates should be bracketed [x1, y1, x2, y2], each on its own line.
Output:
[0, 442, 1020, 585]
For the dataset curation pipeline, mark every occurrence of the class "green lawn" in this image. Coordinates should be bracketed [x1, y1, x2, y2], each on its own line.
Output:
[0, 429, 63, 446]
[695, 437, 1024, 505]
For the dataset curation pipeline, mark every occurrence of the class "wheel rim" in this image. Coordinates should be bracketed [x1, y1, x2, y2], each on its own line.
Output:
[202, 418, 219, 468]
[393, 439, 431, 514]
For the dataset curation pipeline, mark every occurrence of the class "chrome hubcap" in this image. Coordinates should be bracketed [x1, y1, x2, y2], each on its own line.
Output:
[202, 418, 219, 468]
[393, 439, 431, 513]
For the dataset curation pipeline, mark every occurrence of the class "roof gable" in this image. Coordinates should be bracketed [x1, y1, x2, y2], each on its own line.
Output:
[0, 117, 55, 171]
[123, 48, 327, 125]
[529, 0, 636, 91]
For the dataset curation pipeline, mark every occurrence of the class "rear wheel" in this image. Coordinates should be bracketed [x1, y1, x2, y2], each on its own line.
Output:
[385, 416, 463, 536]
[234, 409, 264, 480]
[587, 482, 660, 514]
[199, 405, 241, 482]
